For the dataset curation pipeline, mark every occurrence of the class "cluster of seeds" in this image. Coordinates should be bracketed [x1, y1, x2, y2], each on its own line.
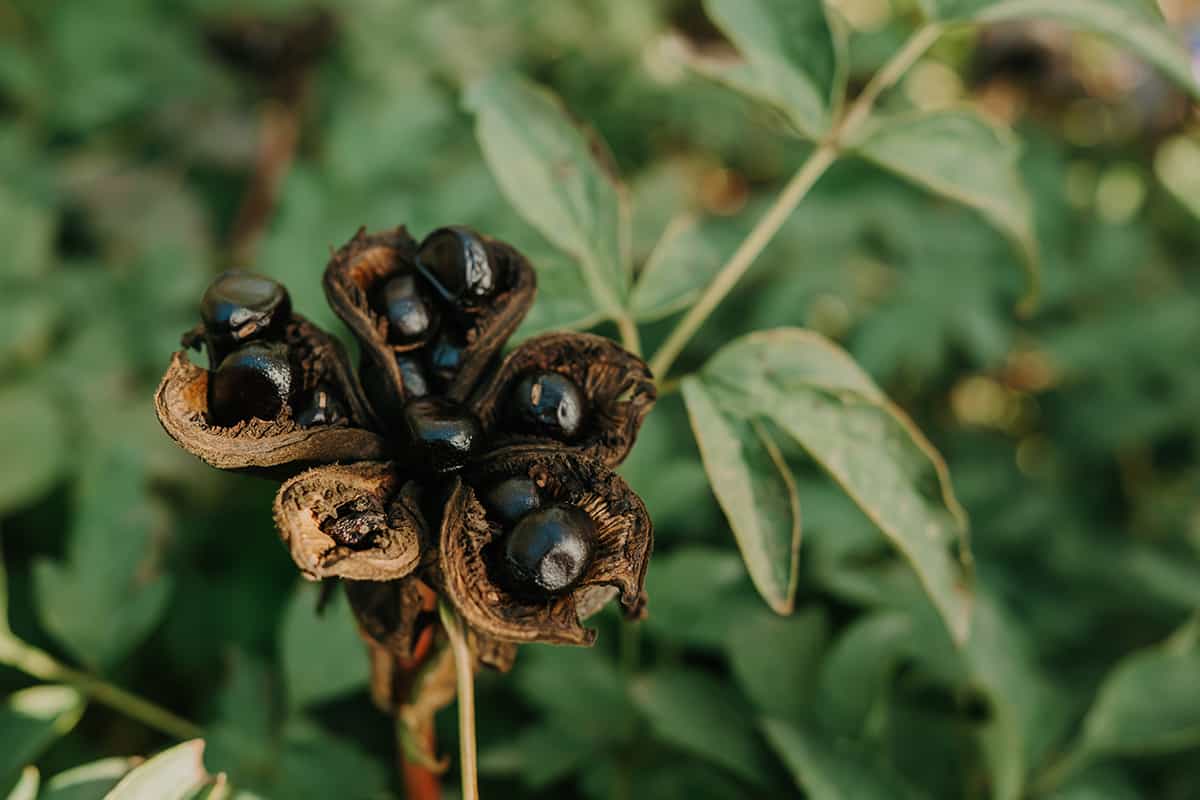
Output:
[482, 476, 596, 598]
[199, 271, 349, 428]
[156, 223, 656, 690]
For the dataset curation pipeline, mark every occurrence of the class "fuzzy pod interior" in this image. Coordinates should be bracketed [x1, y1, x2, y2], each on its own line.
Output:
[273, 462, 423, 581]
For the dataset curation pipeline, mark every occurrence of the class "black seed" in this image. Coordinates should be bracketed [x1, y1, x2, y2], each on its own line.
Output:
[509, 371, 587, 440]
[428, 332, 465, 385]
[402, 398, 480, 473]
[377, 274, 435, 344]
[201, 271, 291, 365]
[396, 354, 429, 399]
[483, 477, 541, 525]
[321, 497, 386, 550]
[295, 385, 344, 428]
[416, 226, 497, 305]
[503, 503, 596, 597]
[207, 342, 293, 426]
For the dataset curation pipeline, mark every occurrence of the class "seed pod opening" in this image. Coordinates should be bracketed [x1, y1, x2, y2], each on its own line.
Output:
[273, 462, 422, 581]
[155, 316, 383, 475]
[472, 333, 656, 467]
[437, 445, 652, 645]
[324, 226, 536, 414]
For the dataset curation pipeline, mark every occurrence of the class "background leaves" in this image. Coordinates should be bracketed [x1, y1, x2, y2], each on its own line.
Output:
[1, 0, 1199, 798]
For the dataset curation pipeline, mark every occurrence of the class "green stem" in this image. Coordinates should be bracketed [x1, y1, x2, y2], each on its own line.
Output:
[616, 314, 642, 358]
[1029, 746, 1091, 796]
[438, 601, 478, 800]
[647, 140, 837, 380]
[0, 631, 202, 741]
[647, 23, 944, 381]
[835, 23, 944, 144]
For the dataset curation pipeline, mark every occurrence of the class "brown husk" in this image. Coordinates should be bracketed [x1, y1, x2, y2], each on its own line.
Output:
[273, 463, 423, 581]
[471, 332, 656, 467]
[155, 316, 384, 476]
[322, 225, 536, 409]
[437, 445, 652, 645]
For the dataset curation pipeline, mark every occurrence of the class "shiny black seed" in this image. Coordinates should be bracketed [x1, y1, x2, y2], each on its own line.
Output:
[207, 342, 293, 426]
[377, 274, 435, 344]
[503, 503, 596, 597]
[483, 477, 541, 525]
[321, 497, 386, 550]
[427, 332, 465, 385]
[416, 226, 497, 305]
[396, 354, 429, 399]
[201, 271, 291, 365]
[295, 385, 345, 428]
[509, 371, 587, 440]
[402, 398, 480, 473]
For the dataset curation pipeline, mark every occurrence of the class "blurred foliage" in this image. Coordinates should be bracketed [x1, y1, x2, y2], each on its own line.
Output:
[2, 0, 1200, 798]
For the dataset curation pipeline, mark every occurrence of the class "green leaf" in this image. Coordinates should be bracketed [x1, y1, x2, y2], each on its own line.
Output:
[1077, 629, 1200, 756]
[642, 547, 762, 649]
[964, 586, 1061, 800]
[479, 725, 594, 789]
[682, 380, 801, 614]
[697, 0, 845, 139]
[5, 767, 37, 800]
[32, 448, 172, 670]
[954, 0, 1200, 101]
[0, 686, 86, 786]
[41, 758, 135, 800]
[850, 110, 1037, 309]
[816, 611, 913, 736]
[0, 382, 66, 516]
[762, 717, 923, 799]
[693, 328, 972, 643]
[511, 253, 605, 342]
[105, 740, 213, 800]
[725, 608, 827, 724]
[0, 293, 57, 376]
[272, 719, 388, 800]
[0, 186, 54, 281]
[631, 216, 725, 322]
[513, 646, 634, 743]
[631, 669, 771, 786]
[280, 582, 369, 710]
[465, 73, 630, 316]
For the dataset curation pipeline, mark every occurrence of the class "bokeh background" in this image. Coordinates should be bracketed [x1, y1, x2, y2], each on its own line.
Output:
[2, 0, 1200, 798]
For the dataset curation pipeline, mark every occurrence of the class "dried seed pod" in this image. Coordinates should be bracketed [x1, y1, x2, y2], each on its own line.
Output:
[437, 445, 652, 645]
[472, 333, 656, 467]
[156, 316, 383, 475]
[346, 578, 434, 665]
[322, 227, 426, 415]
[323, 226, 536, 411]
[349, 579, 514, 715]
[273, 462, 422, 581]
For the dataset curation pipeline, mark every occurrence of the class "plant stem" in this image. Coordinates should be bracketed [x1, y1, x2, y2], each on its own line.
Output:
[0, 631, 202, 741]
[616, 314, 642, 358]
[646, 22, 944, 381]
[438, 601, 478, 800]
[836, 23, 943, 142]
[397, 715, 442, 800]
[647, 140, 837, 379]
